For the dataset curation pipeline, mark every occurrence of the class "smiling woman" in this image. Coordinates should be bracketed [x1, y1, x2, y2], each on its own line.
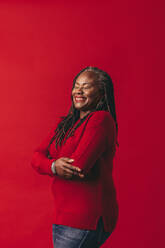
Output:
[31, 66, 119, 247]
[72, 71, 103, 119]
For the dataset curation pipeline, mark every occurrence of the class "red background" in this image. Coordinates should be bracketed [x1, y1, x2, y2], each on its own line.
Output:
[0, 1, 164, 247]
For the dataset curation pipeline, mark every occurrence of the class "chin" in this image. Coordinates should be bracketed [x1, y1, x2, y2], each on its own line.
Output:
[73, 102, 86, 110]
[74, 106, 85, 111]
[73, 100, 89, 109]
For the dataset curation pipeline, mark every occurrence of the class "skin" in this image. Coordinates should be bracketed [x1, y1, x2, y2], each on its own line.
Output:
[54, 157, 84, 179]
[72, 71, 101, 119]
[55, 71, 102, 180]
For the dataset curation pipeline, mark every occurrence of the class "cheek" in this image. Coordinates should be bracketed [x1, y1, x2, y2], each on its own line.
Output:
[86, 89, 100, 99]
[71, 89, 75, 96]
[85, 89, 96, 97]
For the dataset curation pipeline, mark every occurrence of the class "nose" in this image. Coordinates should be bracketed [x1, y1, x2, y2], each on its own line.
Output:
[75, 86, 84, 93]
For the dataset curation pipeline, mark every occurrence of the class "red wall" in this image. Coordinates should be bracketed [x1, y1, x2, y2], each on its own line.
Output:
[0, 1, 164, 247]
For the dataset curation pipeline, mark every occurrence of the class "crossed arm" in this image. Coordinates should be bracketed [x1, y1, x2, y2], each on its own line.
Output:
[31, 112, 115, 178]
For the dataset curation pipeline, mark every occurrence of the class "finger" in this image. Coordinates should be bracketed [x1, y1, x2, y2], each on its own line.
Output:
[61, 157, 74, 163]
[64, 173, 72, 179]
[63, 167, 78, 176]
[64, 170, 85, 179]
[79, 173, 85, 178]
[63, 170, 76, 179]
[64, 168, 85, 178]
[61, 158, 81, 169]
[61, 158, 81, 172]
[63, 163, 81, 172]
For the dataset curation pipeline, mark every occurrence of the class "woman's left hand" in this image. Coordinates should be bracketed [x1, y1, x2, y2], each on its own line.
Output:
[53, 157, 85, 179]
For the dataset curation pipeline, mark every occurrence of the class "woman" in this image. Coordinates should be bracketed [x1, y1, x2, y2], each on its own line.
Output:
[31, 66, 119, 247]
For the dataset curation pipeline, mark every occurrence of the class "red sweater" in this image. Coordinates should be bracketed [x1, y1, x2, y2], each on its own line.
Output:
[31, 110, 119, 233]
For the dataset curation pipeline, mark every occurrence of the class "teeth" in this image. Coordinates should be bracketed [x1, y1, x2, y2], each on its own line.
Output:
[75, 97, 85, 100]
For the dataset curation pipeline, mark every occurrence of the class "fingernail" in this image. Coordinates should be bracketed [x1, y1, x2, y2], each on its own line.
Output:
[69, 159, 74, 162]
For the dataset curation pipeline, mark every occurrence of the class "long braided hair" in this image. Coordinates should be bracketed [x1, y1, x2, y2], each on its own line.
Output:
[47, 66, 119, 151]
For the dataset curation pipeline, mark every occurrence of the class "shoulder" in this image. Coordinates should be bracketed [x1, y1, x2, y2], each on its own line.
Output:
[88, 110, 113, 122]
[86, 110, 114, 128]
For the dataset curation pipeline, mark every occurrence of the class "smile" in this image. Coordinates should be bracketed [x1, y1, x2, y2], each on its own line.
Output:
[74, 96, 86, 102]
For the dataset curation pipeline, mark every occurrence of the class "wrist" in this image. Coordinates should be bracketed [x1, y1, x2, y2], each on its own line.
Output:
[51, 161, 57, 175]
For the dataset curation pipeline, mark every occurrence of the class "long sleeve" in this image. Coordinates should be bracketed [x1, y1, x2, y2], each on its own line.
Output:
[31, 119, 62, 177]
[70, 111, 116, 175]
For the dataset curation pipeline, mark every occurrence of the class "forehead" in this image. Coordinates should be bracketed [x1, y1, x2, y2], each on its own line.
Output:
[75, 71, 97, 84]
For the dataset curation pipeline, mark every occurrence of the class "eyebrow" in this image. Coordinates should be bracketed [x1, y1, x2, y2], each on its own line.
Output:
[75, 81, 92, 85]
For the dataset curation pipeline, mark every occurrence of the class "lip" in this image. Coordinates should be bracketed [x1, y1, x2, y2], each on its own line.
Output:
[74, 96, 86, 102]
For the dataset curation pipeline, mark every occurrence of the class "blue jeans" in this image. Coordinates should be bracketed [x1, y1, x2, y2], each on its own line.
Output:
[52, 216, 111, 247]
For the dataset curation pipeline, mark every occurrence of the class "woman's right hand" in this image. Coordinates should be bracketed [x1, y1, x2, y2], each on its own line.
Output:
[54, 157, 85, 180]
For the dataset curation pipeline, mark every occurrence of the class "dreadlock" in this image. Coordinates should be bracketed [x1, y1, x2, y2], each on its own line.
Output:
[47, 66, 119, 152]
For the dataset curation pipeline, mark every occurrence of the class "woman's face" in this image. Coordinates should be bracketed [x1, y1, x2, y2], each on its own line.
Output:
[72, 71, 102, 113]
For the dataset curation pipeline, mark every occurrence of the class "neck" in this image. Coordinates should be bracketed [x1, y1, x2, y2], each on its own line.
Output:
[80, 110, 91, 119]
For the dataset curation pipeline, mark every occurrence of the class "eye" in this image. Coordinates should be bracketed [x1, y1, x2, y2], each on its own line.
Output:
[84, 85, 94, 90]
[84, 85, 91, 89]
[73, 85, 79, 89]
[73, 84, 93, 90]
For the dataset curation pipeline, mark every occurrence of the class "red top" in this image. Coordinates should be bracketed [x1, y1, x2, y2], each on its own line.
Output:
[31, 110, 119, 233]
